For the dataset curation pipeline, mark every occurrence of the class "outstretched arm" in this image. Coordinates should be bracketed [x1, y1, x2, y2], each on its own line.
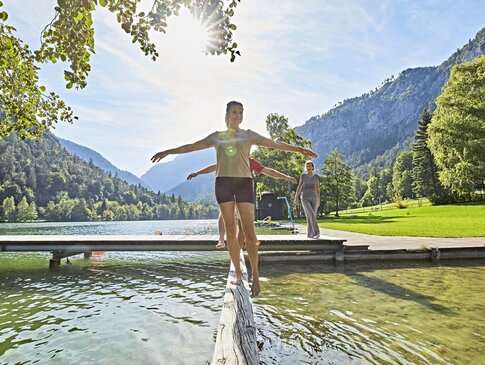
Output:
[260, 167, 297, 184]
[257, 136, 318, 159]
[151, 138, 212, 163]
[187, 164, 216, 180]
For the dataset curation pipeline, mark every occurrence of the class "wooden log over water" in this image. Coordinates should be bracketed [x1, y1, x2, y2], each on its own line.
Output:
[211, 250, 259, 365]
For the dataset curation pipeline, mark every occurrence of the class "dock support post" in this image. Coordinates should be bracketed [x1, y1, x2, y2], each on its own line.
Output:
[335, 249, 345, 264]
[431, 248, 441, 262]
[49, 257, 61, 270]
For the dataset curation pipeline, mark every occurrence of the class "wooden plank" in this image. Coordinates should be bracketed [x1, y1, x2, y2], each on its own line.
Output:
[211, 250, 259, 365]
[0, 235, 345, 252]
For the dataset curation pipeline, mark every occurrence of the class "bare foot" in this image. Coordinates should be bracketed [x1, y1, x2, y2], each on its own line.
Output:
[231, 274, 242, 285]
[215, 241, 226, 249]
[251, 275, 260, 297]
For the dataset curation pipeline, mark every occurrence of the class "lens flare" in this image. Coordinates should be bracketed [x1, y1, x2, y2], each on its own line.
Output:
[225, 145, 237, 157]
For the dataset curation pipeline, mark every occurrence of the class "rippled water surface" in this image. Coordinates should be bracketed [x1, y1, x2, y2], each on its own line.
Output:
[1, 221, 484, 364]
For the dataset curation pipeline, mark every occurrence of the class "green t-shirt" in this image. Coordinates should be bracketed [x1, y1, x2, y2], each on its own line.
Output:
[206, 129, 265, 177]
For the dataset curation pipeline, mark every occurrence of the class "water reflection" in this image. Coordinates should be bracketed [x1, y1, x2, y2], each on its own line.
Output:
[1, 253, 484, 364]
[256, 260, 485, 365]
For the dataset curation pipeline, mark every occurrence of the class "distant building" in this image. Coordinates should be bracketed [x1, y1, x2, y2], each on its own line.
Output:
[256, 192, 286, 220]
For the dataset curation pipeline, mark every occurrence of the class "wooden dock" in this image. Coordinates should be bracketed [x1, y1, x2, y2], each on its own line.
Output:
[0, 234, 345, 252]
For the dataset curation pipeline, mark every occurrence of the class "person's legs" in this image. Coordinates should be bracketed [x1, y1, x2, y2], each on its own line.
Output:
[216, 212, 226, 248]
[237, 218, 246, 249]
[236, 202, 260, 297]
[219, 201, 242, 284]
[311, 197, 320, 238]
[301, 198, 316, 238]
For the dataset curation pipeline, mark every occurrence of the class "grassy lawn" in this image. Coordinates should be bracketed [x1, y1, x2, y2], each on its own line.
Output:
[314, 202, 485, 237]
[255, 226, 292, 235]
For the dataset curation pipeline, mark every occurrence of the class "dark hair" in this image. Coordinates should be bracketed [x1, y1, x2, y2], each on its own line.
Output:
[226, 101, 243, 113]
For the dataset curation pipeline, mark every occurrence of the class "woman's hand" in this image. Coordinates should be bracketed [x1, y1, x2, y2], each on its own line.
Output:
[300, 147, 318, 159]
[187, 172, 198, 180]
[151, 150, 170, 163]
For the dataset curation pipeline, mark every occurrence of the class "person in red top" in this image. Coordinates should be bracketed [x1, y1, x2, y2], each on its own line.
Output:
[187, 158, 296, 248]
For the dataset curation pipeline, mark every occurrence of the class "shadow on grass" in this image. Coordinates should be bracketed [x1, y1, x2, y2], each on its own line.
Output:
[318, 214, 414, 225]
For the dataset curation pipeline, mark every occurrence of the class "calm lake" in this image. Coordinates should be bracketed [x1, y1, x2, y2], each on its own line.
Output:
[0, 221, 484, 364]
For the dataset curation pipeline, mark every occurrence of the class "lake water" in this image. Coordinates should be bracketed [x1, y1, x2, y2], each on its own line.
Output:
[0, 221, 484, 364]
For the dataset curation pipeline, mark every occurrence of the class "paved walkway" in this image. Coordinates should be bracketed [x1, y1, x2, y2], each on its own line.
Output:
[293, 223, 485, 250]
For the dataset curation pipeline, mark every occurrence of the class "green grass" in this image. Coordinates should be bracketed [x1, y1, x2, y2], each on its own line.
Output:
[315, 202, 485, 237]
[255, 226, 292, 235]
[338, 198, 432, 214]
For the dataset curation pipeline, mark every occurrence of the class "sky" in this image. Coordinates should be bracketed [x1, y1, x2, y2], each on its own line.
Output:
[4, 0, 485, 176]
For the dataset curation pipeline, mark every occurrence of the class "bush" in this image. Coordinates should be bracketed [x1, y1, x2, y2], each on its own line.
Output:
[394, 196, 408, 209]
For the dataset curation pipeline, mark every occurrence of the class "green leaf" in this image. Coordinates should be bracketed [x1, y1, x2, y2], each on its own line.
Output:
[39, 86, 46, 92]
[73, 11, 84, 23]
[229, 24, 237, 30]
[99, 0, 107, 7]
[0, 11, 8, 21]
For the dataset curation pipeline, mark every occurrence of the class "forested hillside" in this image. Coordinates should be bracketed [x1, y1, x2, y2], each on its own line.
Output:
[296, 27, 485, 178]
[0, 133, 219, 222]
[57, 137, 150, 189]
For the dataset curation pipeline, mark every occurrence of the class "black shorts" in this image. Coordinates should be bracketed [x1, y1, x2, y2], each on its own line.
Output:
[215, 177, 255, 204]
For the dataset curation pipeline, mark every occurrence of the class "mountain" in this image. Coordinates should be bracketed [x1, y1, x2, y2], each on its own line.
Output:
[296, 27, 485, 177]
[0, 132, 218, 221]
[57, 137, 150, 189]
[167, 173, 216, 203]
[141, 148, 216, 193]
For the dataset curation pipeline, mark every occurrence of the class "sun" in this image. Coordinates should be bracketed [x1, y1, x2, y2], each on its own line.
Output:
[165, 9, 219, 57]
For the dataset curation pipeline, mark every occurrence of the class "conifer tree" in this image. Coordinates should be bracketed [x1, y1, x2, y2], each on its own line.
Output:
[320, 149, 356, 216]
[412, 110, 451, 204]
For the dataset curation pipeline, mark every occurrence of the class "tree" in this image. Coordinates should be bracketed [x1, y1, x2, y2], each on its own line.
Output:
[0, 0, 241, 139]
[1, 196, 15, 221]
[320, 149, 356, 216]
[252, 113, 311, 200]
[392, 151, 414, 199]
[71, 198, 91, 221]
[428, 55, 485, 198]
[16, 196, 29, 221]
[412, 110, 451, 204]
[361, 166, 382, 207]
[28, 201, 38, 221]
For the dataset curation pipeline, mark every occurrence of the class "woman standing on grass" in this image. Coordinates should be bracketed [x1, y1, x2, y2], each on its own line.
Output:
[151, 101, 317, 296]
[294, 160, 321, 238]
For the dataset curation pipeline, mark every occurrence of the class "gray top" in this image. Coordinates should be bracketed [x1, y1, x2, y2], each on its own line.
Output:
[206, 129, 265, 177]
[301, 173, 319, 199]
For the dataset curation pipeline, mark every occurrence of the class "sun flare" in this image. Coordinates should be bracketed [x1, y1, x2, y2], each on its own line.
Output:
[164, 9, 219, 57]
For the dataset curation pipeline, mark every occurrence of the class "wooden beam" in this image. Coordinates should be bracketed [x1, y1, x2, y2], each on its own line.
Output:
[0, 235, 344, 252]
[211, 250, 259, 365]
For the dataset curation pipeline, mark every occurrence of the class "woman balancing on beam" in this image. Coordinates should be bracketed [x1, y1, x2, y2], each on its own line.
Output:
[151, 101, 317, 297]
[187, 158, 297, 248]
